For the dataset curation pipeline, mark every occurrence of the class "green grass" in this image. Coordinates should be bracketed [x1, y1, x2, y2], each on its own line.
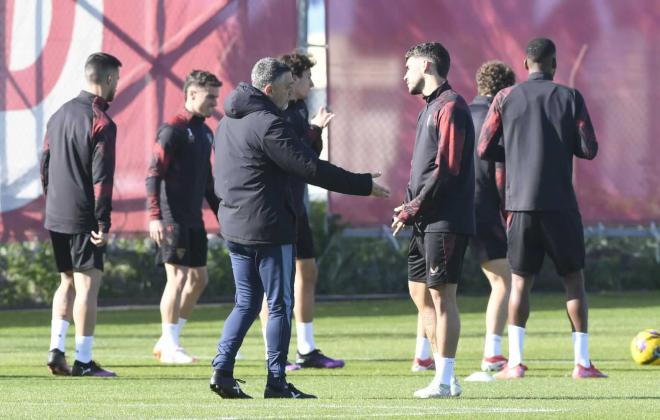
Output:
[1, 292, 659, 419]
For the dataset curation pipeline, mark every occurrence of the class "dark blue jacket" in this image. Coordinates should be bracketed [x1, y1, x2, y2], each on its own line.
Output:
[214, 83, 372, 245]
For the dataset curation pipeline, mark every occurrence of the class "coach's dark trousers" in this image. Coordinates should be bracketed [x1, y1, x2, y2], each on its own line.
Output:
[212, 241, 295, 379]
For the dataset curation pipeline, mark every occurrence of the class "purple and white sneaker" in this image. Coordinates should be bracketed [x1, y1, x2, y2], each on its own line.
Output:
[285, 361, 301, 371]
[71, 360, 117, 377]
[296, 349, 345, 369]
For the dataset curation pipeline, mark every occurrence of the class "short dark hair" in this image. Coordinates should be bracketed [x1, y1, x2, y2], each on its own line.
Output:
[251, 57, 291, 90]
[183, 70, 222, 97]
[279, 50, 316, 78]
[84, 52, 122, 84]
[404, 42, 450, 78]
[476, 60, 516, 96]
[526, 37, 556, 63]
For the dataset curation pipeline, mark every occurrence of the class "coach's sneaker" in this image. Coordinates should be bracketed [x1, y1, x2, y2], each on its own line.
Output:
[209, 370, 252, 399]
[47, 349, 71, 376]
[481, 355, 508, 372]
[494, 363, 527, 380]
[296, 349, 345, 369]
[264, 381, 317, 399]
[160, 347, 197, 364]
[572, 362, 607, 379]
[411, 357, 435, 372]
[71, 360, 116, 377]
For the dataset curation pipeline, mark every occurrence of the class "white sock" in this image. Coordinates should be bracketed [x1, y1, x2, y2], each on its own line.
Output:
[50, 319, 69, 352]
[433, 353, 455, 386]
[162, 323, 178, 349]
[508, 325, 525, 367]
[484, 334, 502, 358]
[573, 332, 590, 368]
[296, 322, 316, 355]
[176, 318, 187, 343]
[414, 336, 431, 360]
[75, 336, 93, 363]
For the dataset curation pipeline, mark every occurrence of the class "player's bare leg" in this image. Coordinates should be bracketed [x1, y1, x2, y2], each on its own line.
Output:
[414, 283, 461, 398]
[563, 269, 606, 378]
[155, 263, 194, 363]
[169, 266, 208, 360]
[409, 281, 436, 371]
[48, 272, 75, 375]
[69, 268, 115, 376]
[495, 273, 532, 379]
[481, 258, 511, 371]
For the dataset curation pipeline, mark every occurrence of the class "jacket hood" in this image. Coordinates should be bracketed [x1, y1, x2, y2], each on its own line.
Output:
[224, 82, 280, 118]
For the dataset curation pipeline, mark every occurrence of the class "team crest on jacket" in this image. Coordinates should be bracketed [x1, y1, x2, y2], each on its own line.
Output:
[187, 128, 195, 143]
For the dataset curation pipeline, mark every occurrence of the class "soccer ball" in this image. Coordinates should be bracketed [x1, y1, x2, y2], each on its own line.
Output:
[630, 329, 660, 365]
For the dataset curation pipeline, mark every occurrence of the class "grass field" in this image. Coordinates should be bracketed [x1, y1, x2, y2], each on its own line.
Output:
[1, 292, 659, 419]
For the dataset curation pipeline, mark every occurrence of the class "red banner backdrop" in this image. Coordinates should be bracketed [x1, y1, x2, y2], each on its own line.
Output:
[0, 0, 296, 240]
[326, 0, 660, 226]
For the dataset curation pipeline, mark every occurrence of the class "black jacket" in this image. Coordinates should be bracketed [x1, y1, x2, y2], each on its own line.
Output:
[399, 82, 475, 236]
[214, 83, 373, 245]
[478, 72, 598, 211]
[283, 99, 323, 217]
[41, 91, 116, 234]
[145, 110, 219, 227]
[469, 96, 504, 224]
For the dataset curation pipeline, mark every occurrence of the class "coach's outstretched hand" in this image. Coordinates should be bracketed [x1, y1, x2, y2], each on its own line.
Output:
[370, 172, 390, 198]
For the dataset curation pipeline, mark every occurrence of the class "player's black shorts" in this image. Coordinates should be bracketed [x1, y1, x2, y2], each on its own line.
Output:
[408, 228, 469, 288]
[470, 220, 507, 263]
[156, 223, 208, 267]
[507, 210, 585, 276]
[295, 212, 316, 260]
[49, 230, 105, 272]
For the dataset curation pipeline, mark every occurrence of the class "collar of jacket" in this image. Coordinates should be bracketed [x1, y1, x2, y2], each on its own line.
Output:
[79, 90, 109, 111]
[423, 80, 451, 103]
[528, 72, 554, 81]
[178, 107, 206, 124]
[471, 95, 493, 106]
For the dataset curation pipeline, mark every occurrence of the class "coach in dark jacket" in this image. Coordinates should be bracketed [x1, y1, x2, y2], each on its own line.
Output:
[210, 57, 389, 400]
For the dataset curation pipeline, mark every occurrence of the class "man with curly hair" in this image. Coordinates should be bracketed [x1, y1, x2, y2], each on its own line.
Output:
[146, 70, 221, 364]
[257, 50, 344, 370]
[469, 60, 515, 373]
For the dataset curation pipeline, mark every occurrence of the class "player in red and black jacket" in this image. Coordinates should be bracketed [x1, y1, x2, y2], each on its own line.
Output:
[41, 52, 121, 378]
[468, 60, 516, 373]
[145, 70, 221, 364]
[478, 37, 605, 380]
[393, 42, 475, 398]
[256, 51, 344, 371]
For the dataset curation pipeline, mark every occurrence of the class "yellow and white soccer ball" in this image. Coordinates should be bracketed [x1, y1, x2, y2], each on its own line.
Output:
[630, 329, 660, 365]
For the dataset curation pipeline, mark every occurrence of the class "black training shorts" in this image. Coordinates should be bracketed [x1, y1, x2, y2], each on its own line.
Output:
[469, 220, 507, 264]
[408, 227, 469, 288]
[156, 223, 208, 267]
[49, 230, 105, 272]
[295, 212, 316, 260]
[507, 210, 585, 276]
